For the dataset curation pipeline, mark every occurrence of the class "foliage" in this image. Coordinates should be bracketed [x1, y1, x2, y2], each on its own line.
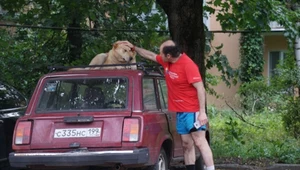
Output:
[0, 0, 168, 97]
[282, 97, 300, 139]
[0, 28, 67, 96]
[205, 73, 220, 97]
[237, 80, 282, 113]
[269, 50, 300, 139]
[270, 50, 300, 94]
[205, 32, 239, 87]
[238, 50, 300, 138]
[205, 0, 300, 45]
[1, 0, 299, 100]
[239, 32, 264, 83]
[209, 107, 300, 164]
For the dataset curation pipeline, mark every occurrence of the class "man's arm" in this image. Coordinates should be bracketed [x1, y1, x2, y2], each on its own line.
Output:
[192, 81, 208, 125]
[134, 46, 157, 62]
[116, 41, 157, 62]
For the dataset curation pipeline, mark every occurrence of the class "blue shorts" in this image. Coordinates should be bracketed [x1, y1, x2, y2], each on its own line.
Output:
[176, 112, 207, 135]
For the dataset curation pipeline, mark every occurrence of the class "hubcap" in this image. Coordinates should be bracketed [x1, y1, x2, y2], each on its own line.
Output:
[158, 153, 166, 170]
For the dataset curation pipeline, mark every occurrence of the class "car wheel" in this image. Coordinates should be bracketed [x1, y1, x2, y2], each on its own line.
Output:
[147, 148, 168, 170]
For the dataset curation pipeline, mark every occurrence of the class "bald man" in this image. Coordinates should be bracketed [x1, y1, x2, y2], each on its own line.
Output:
[121, 40, 215, 170]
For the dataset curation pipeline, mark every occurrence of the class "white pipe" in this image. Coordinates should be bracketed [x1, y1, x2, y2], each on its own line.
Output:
[296, 36, 300, 67]
[296, 22, 300, 67]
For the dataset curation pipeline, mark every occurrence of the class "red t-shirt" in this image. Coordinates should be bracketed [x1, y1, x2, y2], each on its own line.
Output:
[156, 53, 202, 112]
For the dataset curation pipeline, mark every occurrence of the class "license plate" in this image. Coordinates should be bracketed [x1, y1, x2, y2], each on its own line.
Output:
[54, 128, 101, 138]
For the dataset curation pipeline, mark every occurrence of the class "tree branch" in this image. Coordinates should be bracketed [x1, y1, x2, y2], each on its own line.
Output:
[225, 100, 265, 129]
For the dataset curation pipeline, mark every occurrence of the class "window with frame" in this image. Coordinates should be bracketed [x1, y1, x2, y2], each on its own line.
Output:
[143, 78, 157, 110]
[157, 79, 168, 110]
[36, 77, 127, 112]
[269, 51, 286, 78]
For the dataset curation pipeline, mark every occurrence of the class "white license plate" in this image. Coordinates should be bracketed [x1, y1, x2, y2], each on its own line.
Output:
[54, 128, 101, 138]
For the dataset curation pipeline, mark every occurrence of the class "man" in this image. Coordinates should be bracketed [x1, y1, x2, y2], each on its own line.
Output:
[122, 40, 215, 170]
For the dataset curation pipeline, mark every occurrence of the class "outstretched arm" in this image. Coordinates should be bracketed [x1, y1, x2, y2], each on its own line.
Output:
[134, 46, 157, 62]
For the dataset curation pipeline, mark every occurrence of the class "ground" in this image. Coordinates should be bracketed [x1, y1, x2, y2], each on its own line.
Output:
[215, 157, 275, 167]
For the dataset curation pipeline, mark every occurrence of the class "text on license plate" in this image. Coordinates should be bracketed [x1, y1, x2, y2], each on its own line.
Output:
[54, 128, 101, 138]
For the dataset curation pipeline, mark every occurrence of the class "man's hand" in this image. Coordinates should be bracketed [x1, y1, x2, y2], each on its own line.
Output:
[197, 112, 208, 125]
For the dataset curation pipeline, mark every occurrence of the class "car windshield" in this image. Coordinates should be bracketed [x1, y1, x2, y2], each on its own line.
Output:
[36, 77, 128, 112]
[0, 82, 27, 110]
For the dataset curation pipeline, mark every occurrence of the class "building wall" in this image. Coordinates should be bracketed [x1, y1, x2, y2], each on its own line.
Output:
[206, 3, 288, 109]
[206, 33, 241, 108]
[206, 5, 241, 108]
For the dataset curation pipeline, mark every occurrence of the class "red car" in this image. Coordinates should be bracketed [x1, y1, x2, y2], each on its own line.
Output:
[9, 64, 206, 170]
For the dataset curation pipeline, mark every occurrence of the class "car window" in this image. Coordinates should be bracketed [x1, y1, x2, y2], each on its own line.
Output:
[157, 79, 168, 110]
[143, 78, 157, 110]
[0, 82, 27, 110]
[36, 77, 127, 112]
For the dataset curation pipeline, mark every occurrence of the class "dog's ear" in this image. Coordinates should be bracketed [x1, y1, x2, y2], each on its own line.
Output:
[113, 42, 119, 49]
[132, 50, 137, 57]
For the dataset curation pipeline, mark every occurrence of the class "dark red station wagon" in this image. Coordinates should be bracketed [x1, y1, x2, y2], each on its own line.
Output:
[9, 64, 205, 170]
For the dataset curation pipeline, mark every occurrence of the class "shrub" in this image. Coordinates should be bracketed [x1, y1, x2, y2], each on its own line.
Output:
[282, 97, 300, 139]
[209, 107, 300, 164]
[237, 80, 281, 113]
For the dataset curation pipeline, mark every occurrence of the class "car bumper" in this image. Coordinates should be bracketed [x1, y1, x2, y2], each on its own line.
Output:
[9, 148, 149, 168]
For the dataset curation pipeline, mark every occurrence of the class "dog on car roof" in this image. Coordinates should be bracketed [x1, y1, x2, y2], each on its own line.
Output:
[89, 41, 137, 70]
[68, 41, 137, 70]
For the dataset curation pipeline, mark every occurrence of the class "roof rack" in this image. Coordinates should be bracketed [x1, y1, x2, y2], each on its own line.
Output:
[48, 62, 164, 75]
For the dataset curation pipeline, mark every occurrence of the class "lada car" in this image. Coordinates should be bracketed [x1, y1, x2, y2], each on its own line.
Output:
[9, 64, 206, 170]
[0, 81, 28, 170]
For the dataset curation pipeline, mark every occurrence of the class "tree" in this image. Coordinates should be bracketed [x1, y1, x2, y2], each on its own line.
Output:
[0, 0, 299, 96]
[157, 0, 206, 83]
[0, 0, 168, 96]
[156, 0, 299, 86]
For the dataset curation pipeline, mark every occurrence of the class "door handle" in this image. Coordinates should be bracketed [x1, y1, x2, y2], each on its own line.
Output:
[167, 114, 172, 120]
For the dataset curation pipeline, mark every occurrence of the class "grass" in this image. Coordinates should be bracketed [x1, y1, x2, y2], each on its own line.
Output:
[209, 108, 300, 165]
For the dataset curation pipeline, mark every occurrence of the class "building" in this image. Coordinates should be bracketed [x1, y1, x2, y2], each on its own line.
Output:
[206, 4, 290, 109]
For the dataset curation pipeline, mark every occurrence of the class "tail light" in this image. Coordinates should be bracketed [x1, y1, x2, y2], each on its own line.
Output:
[122, 118, 140, 142]
[15, 121, 32, 145]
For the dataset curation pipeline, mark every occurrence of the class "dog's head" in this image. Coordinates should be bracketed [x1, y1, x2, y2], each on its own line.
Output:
[112, 42, 136, 63]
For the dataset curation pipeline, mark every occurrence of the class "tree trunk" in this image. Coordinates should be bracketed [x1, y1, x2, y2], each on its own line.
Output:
[156, 0, 206, 84]
[67, 19, 82, 62]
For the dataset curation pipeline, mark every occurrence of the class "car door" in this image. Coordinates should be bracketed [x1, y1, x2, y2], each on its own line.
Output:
[157, 79, 183, 157]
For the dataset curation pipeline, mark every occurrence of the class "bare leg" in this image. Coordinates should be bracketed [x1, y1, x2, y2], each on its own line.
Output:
[181, 134, 196, 165]
[191, 130, 214, 167]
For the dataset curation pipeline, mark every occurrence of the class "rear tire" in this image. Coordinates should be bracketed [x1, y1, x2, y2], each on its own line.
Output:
[170, 155, 205, 170]
[195, 156, 205, 170]
[147, 148, 168, 170]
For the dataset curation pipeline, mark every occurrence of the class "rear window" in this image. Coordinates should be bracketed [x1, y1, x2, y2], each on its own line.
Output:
[36, 77, 128, 112]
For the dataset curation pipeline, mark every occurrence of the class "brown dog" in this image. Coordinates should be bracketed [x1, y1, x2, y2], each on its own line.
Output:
[88, 42, 137, 70]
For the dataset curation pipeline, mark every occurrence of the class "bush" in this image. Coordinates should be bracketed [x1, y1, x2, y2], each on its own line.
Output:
[237, 80, 282, 113]
[209, 107, 300, 164]
[282, 97, 300, 139]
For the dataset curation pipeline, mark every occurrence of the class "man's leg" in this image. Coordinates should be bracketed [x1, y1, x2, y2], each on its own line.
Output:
[191, 130, 215, 170]
[181, 134, 196, 170]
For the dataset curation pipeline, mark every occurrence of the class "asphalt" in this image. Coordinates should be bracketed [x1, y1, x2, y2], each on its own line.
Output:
[216, 163, 300, 170]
